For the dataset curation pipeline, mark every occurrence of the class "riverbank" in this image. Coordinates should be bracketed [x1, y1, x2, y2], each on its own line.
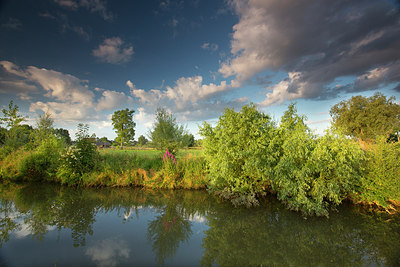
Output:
[0, 148, 209, 189]
[0, 144, 399, 216]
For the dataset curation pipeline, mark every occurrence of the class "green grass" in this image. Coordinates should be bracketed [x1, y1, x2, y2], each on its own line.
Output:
[100, 148, 203, 159]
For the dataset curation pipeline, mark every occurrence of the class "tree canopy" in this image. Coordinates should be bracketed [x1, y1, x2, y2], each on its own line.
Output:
[150, 108, 185, 154]
[111, 108, 136, 148]
[330, 93, 400, 142]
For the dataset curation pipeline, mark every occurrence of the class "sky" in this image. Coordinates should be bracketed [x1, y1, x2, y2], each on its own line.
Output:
[1, 0, 399, 140]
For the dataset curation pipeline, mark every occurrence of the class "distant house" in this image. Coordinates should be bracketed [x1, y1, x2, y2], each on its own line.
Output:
[96, 141, 111, 148]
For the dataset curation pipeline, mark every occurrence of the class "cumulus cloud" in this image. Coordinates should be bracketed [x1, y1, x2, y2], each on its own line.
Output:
[93, 37, 134, 64]
[130, 75, 231, 110]
[0, 61, 127, 122]
[134, 107, 154, 129]
[221, 0, 400, 105]
[96, 90, 132, 111]
[128, 76, 245, 122]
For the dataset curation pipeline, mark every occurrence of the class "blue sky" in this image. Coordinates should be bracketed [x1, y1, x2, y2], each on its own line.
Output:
[1, 0, 399, 140]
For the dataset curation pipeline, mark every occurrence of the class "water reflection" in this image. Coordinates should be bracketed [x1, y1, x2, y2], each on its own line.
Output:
[0, 183, 399, 266]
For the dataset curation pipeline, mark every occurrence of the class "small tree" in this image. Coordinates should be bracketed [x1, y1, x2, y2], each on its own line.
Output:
[137, 135, 148, 146]
[111, 108, 136, 149]
[0, 100, 26, 129]
[150, 108, 185, 154]
[31, 111, 54, 146]
[0, 100, 29, 151]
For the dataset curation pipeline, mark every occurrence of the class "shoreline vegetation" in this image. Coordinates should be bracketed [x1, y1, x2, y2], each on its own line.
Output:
[1, 93, 400, 217]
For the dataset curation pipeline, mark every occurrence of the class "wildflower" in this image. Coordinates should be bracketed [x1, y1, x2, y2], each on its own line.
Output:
[163, 148, 177, 165]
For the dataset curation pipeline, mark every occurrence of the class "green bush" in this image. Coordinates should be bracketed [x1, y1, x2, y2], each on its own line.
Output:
[199, 104, 279, 206]
[18, 136, 64, 182]
[57, 124, 99, 185]
[358, 136, 400, 210]
[274, 128, 365, 216]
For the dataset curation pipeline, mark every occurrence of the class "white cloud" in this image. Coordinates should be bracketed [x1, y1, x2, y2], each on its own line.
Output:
[29, 101, 94, 122]
[260, 72, 305, 106]
[0, 61, 26, 77]
[1, 61, 130, 123]
[134, 107, 154, 129]
[96, 90, 132, 111]
[126, 80, 135, 90]
[131, 76, 231, 110]
[26, 66, 94, 105]
[90, 120, 113, 129]
[86, 239, 130, 267]
[93, 37, 134, 64]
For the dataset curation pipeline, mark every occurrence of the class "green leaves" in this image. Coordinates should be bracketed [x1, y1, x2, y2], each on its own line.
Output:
[200, 103, 278, 206]
[111, 108, 136, 148]
[201, 103, 368, 216]
[150, 108, 185, 154]
[330, 93, 400, 142]
[0, 100, 26, 129]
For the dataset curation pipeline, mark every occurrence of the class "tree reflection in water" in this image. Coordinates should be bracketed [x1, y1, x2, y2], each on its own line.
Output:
[0, 183, 399, 266]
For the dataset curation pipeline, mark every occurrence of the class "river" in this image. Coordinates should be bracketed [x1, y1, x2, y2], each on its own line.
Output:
[0, 183, 399, 266]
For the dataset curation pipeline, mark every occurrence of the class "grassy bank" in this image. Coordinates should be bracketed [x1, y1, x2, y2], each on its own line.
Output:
[0, 147, 209, 190]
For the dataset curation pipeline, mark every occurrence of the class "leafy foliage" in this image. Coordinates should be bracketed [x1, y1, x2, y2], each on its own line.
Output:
[19, 135, 64, 182]
[358, 136, 400, 210]
[57, 124, 99, 185]
[112, 108, 136, 148]
[330, 93, 400, 142]
[200, 103, 278, 206]
[201, 103, 367, 216]
[0, 100, 26, 129]
[150, 108, 185, 154]
[30, 111, 55, 147]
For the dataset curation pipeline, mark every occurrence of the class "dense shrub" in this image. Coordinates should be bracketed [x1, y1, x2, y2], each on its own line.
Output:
[200, 104, 279, 206]
[57, 124, 99, 185]
[200, 103, 368, 216]
[18, 136, 64, 182]
[274, 128, 365, 216]
[358, 136, 400, 210]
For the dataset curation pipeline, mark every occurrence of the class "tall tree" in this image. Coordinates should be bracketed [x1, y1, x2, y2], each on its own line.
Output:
[150, 108, 184, 154]
[111, 108, 136, 148]
[330, 93, 400, 142]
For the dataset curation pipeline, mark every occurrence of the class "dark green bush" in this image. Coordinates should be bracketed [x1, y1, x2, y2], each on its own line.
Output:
[18, 136, 64, 182]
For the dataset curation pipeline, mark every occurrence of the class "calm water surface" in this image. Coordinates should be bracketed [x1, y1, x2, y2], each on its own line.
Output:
[0, 183, 399, 266]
